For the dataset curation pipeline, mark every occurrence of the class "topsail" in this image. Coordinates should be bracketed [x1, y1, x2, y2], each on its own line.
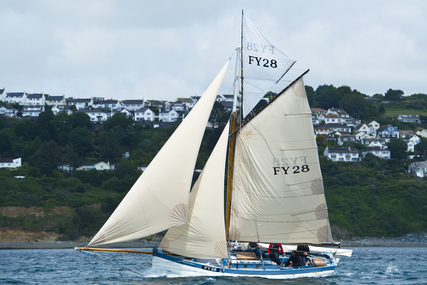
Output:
[241, 14, 295, 117]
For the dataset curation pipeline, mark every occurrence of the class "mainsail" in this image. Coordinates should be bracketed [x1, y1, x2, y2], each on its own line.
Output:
[241, 14, 295, 117]
[89, 62, 229, 246]
[159, 123, 230, 259]
[229, 76, 332, 244]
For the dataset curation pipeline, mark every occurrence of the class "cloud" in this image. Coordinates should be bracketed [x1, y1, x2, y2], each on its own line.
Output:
[0, 0, 426, 101]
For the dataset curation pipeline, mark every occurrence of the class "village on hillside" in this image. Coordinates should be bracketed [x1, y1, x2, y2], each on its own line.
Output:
[1, 87, 427, 178]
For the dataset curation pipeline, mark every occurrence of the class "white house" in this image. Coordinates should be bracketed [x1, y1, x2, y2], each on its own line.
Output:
[120, 108, 133, 118]
[324, 146, 359, 162]
[0, 88, 5, 101]
[134, 107, 155, 121]
[338, 134, 356, 146]
[368, 140, 387, 149]
[406, 135, 421, 152]
[397, 115, 420, 123]
[354, 123, 373, 136]
[377, 125, 400, 139]
[355, 131, 376, 141]
[26, 93, 45, 106]
[0, 158, 22, 168]
[93, 99, 121, 110]
[79, 108, 108, 122]
[311, 108, 327, 116]
[70, 98, 93, 110]
[323, 123, 351, 133]
[361, 138, 387, 147]
[22, 105, 45, 117]
[362, 147, 391, 159]
[52, 105, 73, 115]
[159, 109, 178, 122]
[407, 161, 427, 177]
[5, 92, 27, 105]
[0, 105, 18, 117]
[45, 95, 66, 106]
[121, 99, 144, 111]
[416, 129, 427, 138]
[176, 98, 195, 109]
[366, 120, 381, 131]
[314, 127, 332, 135]
[172, 101, 185, 112]
[312, 115, 320, 126]
[76, 161, 114, 171]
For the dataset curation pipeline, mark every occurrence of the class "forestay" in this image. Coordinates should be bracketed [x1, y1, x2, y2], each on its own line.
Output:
[229, 77, 333, 244]
[89, 62, 229, 246]
[241, 14, 295, 117]
[159, 123, 230, 259]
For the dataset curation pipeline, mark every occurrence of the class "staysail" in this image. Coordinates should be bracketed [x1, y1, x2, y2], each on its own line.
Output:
[229, 76, 333, 244]
[241, 14, 295, 117]
[159, 123, 230, 259]
[89, 62, 229, 246]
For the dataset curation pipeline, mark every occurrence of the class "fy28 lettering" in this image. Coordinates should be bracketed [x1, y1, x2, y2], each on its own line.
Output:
[272, 156, 310, 175]
[246, 42, 278, 68]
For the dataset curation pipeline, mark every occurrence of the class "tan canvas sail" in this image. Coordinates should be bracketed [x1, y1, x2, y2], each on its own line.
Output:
[89, 62, 229, 246]
[229, 77, 332, 244]
[159, 122, 230, 259]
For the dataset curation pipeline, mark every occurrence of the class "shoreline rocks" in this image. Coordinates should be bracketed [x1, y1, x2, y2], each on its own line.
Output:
[339, 233, 427, 247]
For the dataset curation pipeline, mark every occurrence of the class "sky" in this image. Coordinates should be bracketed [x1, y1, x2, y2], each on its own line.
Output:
[1, 0, 426, 102]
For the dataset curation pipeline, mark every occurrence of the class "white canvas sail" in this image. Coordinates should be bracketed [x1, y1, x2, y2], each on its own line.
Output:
[159, 123, 230, 259]
[229, 77, 333, 244]
[89, 62, 229, 246]
[241, 14, 295, 117]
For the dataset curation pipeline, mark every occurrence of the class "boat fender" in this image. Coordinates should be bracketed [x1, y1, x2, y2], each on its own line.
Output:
[220, 258, 228, 267]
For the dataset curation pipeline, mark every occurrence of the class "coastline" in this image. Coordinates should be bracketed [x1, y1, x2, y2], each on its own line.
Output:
[0, 240, 157, 250]
[1, 236, 426, 250]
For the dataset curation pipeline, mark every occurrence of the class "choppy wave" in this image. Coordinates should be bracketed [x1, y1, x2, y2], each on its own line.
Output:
[0, 247, 426, 284]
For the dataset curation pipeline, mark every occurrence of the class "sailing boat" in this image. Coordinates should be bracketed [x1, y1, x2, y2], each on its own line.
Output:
[76, 13, 352, 279]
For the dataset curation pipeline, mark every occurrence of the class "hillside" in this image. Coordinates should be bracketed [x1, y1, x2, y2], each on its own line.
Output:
[2, 88, 427, 243]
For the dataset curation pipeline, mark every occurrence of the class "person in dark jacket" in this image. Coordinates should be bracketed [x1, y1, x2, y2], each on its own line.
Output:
[285, 250, 304, 267]
[268, 243, 284, 265]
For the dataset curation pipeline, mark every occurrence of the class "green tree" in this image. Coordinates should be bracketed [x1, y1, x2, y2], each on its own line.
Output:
[23, 136, 42, 161]
[104, 112, 134, 131]
[68, 127, 93, 157]
[387, 139, 407, 159]
[305, 85, 315, 106]
[385, 89, 404, 101]
[315, 84, 342, 109]
[36, 109, 55, 142]
[29, 140, 61, 176]
[0, 130, 12, 155]
[415, 137, 427, 157]
[64, 144, 80, 175]
[101, 131, 123, 161]
[15, 120, 37, 141]
[72, 112, 92, 129]
[52, 110, 73, 146]
[115, 159, 138, 180]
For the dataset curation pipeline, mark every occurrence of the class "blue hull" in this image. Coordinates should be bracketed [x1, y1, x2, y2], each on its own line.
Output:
[153, 248, 337, 279]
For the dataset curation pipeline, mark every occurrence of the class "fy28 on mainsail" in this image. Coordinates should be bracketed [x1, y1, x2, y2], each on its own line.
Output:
[76, 12, 352, 279]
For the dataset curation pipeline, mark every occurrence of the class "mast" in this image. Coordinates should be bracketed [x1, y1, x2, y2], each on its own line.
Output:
[225, 10, 244, 240]
[240, 9, 244, 124]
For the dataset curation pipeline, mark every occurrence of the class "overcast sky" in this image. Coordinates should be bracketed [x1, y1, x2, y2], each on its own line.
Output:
[1, 0, 426, 101]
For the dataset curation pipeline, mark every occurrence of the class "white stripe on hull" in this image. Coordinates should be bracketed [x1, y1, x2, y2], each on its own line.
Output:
[152, 256, 335, 279]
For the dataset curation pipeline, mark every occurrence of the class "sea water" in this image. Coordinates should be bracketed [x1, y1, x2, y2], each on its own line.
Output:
[0, 247, 426, 284]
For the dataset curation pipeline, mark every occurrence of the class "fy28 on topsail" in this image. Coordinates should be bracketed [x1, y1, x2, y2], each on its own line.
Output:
[76, 11, 352, 279]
